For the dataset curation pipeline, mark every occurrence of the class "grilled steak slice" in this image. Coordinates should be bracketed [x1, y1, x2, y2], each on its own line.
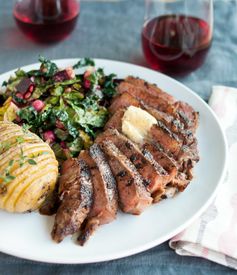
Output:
[142, 143, 178, 182]
[78, 147, 118, 245]
[117, 81, 169, 111]
[100, 140, 152, 214]
[141, 143, 179, 202]
[117, 81, 199, 132]
[143, 104, 195, 145]
[97, 129, 169, 195]
[149, 121, 183, 156]
[109, 92, 141, 114]
[39, 186, 59, 216]
[104, 108, 125, 131]
[125, 76, 175, 104]
[174, 101, 199, 132]
[89, 144, 118, 222]
[51, 158, 93, 243]
[78, 218, 100, 246]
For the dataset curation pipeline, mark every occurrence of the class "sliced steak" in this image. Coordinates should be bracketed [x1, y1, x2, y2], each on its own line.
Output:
[51, 158, 93, 243]
[89, 144, 118, 222]
[39, 186, 59, 216]
[141, 143, 179, 203]
[117, 81, 169, 111]
[109, 92, 141, 114]
[78, 147, 118, 245]
[148, 121, 183, 156]
[125, 76, 175, 104]
[104, 108, 125, 131]
[100, 140, 152, 215]
[97, 129, 169, 195]
[172, 101, 199, 132]
[117, 81, 199, 132]
[142, 143, 178, 181]
[143, 104, 195, 145]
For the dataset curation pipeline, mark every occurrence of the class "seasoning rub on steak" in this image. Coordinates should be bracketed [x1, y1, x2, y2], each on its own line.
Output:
[50, 76, 199, 246]
[51, 158, 93, 243]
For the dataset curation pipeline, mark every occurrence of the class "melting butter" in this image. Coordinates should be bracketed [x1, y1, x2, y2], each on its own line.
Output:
[122, 106, 157, 144]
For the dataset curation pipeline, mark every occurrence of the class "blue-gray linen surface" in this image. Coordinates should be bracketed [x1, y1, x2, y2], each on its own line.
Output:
[0, 0, 237, 274]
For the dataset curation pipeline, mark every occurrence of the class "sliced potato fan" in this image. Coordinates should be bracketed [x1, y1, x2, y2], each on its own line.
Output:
[0, 121, 58, 213]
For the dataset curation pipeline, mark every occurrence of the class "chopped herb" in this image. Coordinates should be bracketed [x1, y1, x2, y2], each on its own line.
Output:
[19, 147, 26, 167]
[8, 160, 14, 166]
[73, 58, 95, 69]
[3, 174, 16, 183]
[16, 136, 24, 144]
[41, 151, 50, 155]
[2, 80, 7, 87]
[22, 123, 31, 133]
[27, 159, 37, 165]
[0, 174, 15, 184]
[0, 141, 11, 153]
[0, 162, 16, 185]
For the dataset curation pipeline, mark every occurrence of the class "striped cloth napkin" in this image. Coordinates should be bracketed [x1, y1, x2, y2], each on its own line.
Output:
[170, 86, 237, 270]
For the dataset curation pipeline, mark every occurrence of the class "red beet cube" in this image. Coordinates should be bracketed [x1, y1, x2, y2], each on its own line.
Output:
[16, 77, 35, 95]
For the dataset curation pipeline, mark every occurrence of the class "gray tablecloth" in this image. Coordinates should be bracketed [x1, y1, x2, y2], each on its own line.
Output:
[0, 0, 237, 274]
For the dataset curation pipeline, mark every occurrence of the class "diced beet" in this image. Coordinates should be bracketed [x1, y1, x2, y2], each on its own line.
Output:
[32, 100, 45, 112]
[43, 130, 56, 143]
[28, 85, 35, 93]
[60, 141, 67, 149]
[24, 92, 32, 99]
[53, 67, 75, 82]
[16, 93, 24, 99]
[16, 77, 35, 94]
[84, 79, 91, 89]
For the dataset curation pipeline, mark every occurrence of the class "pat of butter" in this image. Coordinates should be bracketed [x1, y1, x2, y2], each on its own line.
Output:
[122, 106, 157, 144]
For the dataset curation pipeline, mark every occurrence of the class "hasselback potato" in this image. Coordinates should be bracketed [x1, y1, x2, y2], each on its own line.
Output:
[0, 121, 58, 213]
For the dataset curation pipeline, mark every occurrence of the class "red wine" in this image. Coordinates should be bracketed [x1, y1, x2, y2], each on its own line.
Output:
[142, 15, 212, 76]
[13, 0, 80, 43]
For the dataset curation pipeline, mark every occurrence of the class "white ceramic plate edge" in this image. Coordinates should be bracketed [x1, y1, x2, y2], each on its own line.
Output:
[0, 59, 228, 264]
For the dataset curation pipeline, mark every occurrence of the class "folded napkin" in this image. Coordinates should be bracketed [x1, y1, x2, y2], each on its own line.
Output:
[170, 86, 237, 270]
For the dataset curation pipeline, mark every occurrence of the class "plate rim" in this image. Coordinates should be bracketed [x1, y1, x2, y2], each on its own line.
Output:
[0, 58, 228, 264]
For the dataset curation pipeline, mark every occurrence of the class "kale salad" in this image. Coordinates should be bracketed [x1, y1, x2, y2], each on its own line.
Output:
[0, 57, 118, 161]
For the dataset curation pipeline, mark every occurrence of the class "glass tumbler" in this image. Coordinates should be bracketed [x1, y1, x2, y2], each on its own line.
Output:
[141, 0, 213, 76]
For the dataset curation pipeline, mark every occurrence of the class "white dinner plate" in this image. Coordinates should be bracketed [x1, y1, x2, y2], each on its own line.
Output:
[0, 59, 227, 264]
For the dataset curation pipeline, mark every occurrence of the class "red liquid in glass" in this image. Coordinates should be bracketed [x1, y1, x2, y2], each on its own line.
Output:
[13, 0, 80, 43]
[142, 15, 212, 76]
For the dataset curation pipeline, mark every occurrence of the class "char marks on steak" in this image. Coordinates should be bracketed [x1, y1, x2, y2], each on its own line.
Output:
[117, 81, 169, 112]
[149, 122, 183, 156]
[51, 158, 93, 243]
[116, 77, 199, 132]
[77, 147, 118, 245]
[52, 76, 199, 246]
[124, 76, 175, 104]
[104, 108, 125, 131]
[100, 140, 152, 215]
[97, 129, 170, 196]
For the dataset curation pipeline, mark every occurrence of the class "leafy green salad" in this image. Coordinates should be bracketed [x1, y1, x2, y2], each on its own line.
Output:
[0, 57, 118, 161]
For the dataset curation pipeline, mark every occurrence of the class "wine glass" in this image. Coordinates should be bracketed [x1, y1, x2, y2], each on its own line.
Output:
[13, 0, 80, 43]
[141, 0, 213, 76]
